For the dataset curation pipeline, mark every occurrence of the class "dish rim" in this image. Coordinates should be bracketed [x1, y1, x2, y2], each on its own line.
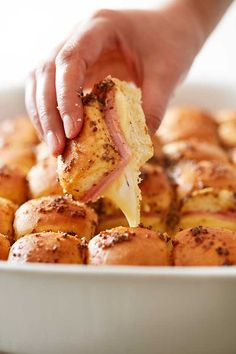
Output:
[1, 261, 236, 278]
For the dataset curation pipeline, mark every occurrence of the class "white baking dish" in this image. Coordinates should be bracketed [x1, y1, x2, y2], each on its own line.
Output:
[0, 82, 236, 354]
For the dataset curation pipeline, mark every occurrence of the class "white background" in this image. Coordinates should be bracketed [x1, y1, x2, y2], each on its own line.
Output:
[0, 0, 236, 89]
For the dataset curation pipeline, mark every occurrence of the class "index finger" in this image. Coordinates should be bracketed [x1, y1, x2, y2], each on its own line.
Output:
[55, 16, 116, 139]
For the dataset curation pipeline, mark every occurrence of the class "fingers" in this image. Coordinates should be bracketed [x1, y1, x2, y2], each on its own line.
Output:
[25, 72, 43, 139]
[35, 61, 66, 156]
[142, 70, 173, 135]
[55, 16, 116, 138]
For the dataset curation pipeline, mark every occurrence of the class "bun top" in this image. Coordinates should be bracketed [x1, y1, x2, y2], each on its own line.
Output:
[172, 160, 236, 199]
[157, 107, 219, 145]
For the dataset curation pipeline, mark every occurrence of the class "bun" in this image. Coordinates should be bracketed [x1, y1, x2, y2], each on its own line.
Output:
[171, 160, 236, 200]
[28, 157, 63, 198]
[162, 139, 228, 164]
[58, 77, 153, 227]
[0, 233, 10, 260]
[8, 232, 87, 264]
[14, 195, 97, 241]
[0, 146, 35, 176]
[0, 115, 38, 148]
[0, 197, 17, 243]
[0, 165, 28, 204]
[157, 107, 219, 145]
[174, 226, 236, 266]
[88, 226, 171, 266]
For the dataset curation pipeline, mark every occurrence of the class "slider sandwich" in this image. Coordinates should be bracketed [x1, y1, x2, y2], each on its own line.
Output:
[58, 77, 153, 227]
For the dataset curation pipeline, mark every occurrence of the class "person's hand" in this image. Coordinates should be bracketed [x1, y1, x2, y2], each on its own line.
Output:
[25, 1, 229, 156]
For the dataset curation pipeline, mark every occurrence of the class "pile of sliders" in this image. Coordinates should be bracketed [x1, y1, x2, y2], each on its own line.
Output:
[1, 77, 236, 266]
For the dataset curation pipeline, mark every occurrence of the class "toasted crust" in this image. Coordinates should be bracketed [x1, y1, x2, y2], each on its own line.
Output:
[162, 139, 228, 164]
[0, 146, 35, 176]
[8, 232, 87, 264]
[173, 227, 236, 266]
[28, 157, 63, 198]
[0, 197, 17, 243]
[157, 107, 219, 145]
[58, 88, 122, 200]
[88, 226, 171, 266]
[0, 165, 28, 205]
[171, 160, 236, 200]
[0, 116, 38, 148]
[0, 233, 10, 260]
[14, 195, 98, 241]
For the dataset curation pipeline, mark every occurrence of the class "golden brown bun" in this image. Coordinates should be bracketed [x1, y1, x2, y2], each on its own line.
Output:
[218, 119, 236, 147]
[157, 107, 219, 145]
[177, 188, 236, 232]
[171, 160, 236, 200]
[28, 157, 63, 198]
[140, 164, 173, 214]
[0, 165, 28, 204]
[173, 226, 236, 266]
[88, 226, 171, 266]
[14, 195, 98, 241]
[8, 232, 87, 264]
[0, 146, 35, 176]
[96, 164, 173, 232]
[162, 139, 228, 164]
[0, 197, 17, 243]
[215, 110, 236, 123]
[0, 116, 38, 148]
[0, 233, 10, 260]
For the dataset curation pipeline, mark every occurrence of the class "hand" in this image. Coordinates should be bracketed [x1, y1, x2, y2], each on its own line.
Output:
[25, 1, 218, 156]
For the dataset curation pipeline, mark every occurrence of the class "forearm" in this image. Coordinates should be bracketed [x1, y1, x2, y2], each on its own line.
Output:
[188, 0, 233, 36]
[162, 0, 233, 53]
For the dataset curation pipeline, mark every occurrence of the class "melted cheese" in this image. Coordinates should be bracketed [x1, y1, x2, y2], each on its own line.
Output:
[102, 80, 153, 227]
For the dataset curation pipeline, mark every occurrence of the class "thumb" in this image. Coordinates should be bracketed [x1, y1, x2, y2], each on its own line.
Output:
[141, 72, 173, 135]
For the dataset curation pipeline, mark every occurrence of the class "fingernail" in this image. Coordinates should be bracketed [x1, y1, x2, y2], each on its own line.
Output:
[46, 130, 58, 154]
[63, 114, 75, 138]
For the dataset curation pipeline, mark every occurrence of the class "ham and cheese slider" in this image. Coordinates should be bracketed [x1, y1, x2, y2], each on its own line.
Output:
[0, 115, 38, 149]
[8, 232, 87, 264]
[162, 139, 228, 165]
[14, 195, 98, 241]
[88, 226, 171, 266]
[174, 226, 236, 266]
[157, 107, 219, 145]
[0, 146, 35, 176]
[0, 165, 28, 205]
[57, 77, 153, 227]
[28, 156, 63, 198]
[171, 160, 236, 231]
[96, 164, 173, 233]
[0, 197, 17, 243]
